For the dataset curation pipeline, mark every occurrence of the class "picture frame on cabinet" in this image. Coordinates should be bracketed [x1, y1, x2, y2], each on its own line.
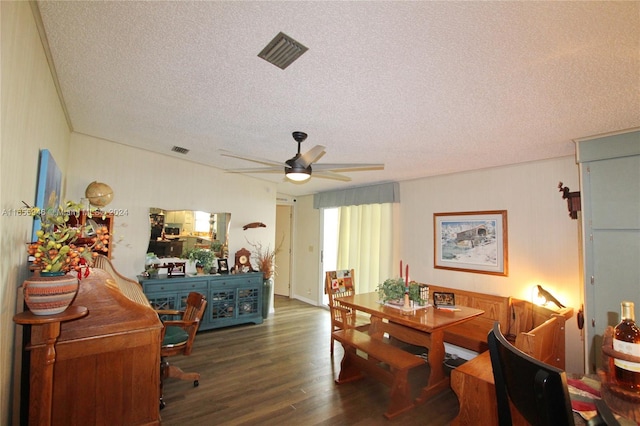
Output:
[217, 258, 229, 274]
[434, 210, 508, 276]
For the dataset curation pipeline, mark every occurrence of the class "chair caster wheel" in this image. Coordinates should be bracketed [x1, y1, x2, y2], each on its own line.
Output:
[194, 380, 199, 387]
[160, 399, 165, 410]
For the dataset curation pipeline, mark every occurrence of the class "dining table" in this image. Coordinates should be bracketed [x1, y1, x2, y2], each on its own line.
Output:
[335, 292, 485, 405]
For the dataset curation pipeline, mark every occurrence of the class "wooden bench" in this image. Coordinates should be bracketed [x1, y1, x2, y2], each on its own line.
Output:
[332, 329, 425, 419]
[426, 285, 574, 356]
[428, 284, 512, 353]
[450, 309, 574, 426]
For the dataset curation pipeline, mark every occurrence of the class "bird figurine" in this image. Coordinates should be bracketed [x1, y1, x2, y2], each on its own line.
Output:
[537, 285, 565, 309]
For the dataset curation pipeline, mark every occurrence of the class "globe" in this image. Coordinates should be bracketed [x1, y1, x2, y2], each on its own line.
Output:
[85, 181, 114, 207]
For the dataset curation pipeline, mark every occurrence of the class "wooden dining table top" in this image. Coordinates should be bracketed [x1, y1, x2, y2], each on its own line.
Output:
[336, 292, 484, 334]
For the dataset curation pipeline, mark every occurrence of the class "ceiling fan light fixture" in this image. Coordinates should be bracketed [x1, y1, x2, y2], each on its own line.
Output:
[285, 165, 311, 182]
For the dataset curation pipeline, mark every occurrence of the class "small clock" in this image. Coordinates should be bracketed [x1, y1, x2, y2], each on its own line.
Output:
[234, 248, 253, 271]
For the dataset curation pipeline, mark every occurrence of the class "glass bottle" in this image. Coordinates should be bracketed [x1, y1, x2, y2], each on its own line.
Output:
[613, 301, 640, 392]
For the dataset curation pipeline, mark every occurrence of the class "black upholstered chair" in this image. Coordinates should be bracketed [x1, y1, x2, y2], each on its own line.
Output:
[488, 321, 619, 426]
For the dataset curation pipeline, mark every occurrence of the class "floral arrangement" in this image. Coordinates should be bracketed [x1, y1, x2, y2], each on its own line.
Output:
[377, 278, 424, 304]
[246, 237, 283, 280]
[26, 201, 110, 278]
[377, 261, 425, 305]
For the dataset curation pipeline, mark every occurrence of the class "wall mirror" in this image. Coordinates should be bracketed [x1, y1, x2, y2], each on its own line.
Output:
[147, 208, 230, 258]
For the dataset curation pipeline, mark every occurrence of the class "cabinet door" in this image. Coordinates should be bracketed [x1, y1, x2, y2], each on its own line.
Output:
[237, 286, 261, 317]
[583, 155, 640, 371]
[209, 287, 236, 321]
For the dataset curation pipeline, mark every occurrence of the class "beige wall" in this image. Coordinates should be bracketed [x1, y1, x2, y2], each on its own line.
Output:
[1, 2, 72, 423]
[399, 157, 583, 374]
[293, 156, 584, 374]
[291, 194, 321, 304]
[66, 133, 278, 278]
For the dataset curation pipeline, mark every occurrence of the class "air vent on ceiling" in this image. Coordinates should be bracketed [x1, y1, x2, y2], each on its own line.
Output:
[258, 32, 308, 70]
[171, 146, 190, 155]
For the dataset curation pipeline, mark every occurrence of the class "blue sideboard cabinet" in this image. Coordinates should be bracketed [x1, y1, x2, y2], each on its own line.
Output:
[138, 272, 264, 330]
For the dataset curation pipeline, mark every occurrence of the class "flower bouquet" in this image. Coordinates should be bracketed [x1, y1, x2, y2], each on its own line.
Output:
[27, 201, 110, 279]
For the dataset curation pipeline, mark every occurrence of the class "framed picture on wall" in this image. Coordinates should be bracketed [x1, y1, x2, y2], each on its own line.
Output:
[434, 210, 508, 276]
[32, 149, 62, 242]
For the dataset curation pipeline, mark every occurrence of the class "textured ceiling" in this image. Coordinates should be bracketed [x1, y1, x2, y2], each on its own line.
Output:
[36, 1, 639, 196]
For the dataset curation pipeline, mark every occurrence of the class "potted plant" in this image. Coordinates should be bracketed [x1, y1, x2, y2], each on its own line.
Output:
[24, 200, 111, 315]
[27, 200, 110, 277]
[377, 278, 425, 305]
[182, 247, 216, 274]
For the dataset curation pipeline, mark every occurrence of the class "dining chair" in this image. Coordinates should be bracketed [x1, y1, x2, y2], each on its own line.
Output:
[488, 321, 619, 426]
[325, 269, 369, 355]
[157, 292, 207, 408]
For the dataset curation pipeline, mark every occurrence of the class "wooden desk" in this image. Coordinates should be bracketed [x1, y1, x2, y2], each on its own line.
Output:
[336, 292, 484, 404]
[19, 269, 163, 425]
[14, 307, 88, 426]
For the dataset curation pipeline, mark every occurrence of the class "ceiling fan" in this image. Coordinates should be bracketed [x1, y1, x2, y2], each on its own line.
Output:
[220, 131, 384, 182]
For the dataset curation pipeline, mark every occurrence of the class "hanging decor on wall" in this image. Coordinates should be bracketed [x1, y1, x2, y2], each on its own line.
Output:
[558, 182, 581, 220]
[32, 149, 62, 242]
[433, 210, 508, 276]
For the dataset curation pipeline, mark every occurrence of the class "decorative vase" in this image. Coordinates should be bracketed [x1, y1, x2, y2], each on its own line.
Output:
[262, 277, 273, 319]
[23, 272, 79, 315]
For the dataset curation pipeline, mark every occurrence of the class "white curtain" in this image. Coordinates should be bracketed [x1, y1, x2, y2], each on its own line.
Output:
[336, 203, 394, 293]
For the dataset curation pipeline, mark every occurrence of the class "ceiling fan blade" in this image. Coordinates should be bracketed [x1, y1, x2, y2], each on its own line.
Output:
[219, 149, 285, 167]
[298, 145, 326, 168]
[312, 170, 352, 181]
[224, 166, 282, 174]
[312, 163, 385, 172]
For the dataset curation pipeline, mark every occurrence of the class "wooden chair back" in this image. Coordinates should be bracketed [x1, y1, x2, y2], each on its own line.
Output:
[160, 292, 207, 357]
[325, 269, 356, 325]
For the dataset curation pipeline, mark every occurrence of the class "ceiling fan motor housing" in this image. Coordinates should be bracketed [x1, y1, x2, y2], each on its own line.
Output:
[292, 131, 307, 143]
[285, 158, 312, 174]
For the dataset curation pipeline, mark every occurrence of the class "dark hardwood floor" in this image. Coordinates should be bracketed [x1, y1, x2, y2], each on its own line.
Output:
[160, 296, 460, 425]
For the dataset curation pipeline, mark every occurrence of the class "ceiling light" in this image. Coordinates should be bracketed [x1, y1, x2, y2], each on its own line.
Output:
[285, 165, 311, 182]
[258, 32, 308, 70]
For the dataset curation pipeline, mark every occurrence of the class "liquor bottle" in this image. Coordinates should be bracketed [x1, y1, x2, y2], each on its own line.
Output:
[613, 301, 640, 392]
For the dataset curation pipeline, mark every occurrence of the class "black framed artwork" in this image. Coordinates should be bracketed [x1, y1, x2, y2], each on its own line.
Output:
[217, 258, 229, 274]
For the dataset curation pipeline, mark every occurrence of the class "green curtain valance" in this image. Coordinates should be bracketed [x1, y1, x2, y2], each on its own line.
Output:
[313, 182, 400, 209]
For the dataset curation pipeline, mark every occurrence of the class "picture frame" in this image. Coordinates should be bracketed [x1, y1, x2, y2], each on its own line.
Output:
[434, 210, 508, 276]
[32, 149, 62, 242]
[217, 258, 229, 274]
[433, 291, 455, 307]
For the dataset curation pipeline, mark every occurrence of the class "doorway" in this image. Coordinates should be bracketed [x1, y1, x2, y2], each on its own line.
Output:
[321, 207, 339, 306]
[274, 205, 292, 296]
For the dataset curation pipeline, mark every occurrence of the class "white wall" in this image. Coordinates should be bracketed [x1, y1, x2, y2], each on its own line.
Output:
[293, 156, 584, 374]
[66, 134, 278, 279]
[1, 2, 72, 423]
